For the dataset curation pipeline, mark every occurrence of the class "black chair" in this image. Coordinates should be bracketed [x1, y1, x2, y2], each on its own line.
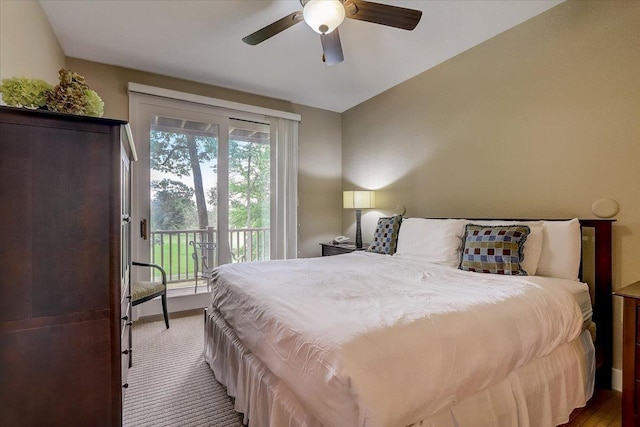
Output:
[131, 261, 169, 329]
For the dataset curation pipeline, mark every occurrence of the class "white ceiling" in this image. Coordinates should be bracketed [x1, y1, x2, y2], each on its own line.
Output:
[40, 0, 563, 113]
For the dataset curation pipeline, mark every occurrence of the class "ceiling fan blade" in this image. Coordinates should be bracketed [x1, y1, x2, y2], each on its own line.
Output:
[242, 11, 304, 45]
[343, 0, 422, 31]
[320, 28, 344, 66]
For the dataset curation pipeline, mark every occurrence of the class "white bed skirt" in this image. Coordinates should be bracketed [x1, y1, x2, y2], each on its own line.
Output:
[204, 307, 595, 427]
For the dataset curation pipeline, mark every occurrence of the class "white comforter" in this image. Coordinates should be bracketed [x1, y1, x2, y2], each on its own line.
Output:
[211, 252, 586, 427]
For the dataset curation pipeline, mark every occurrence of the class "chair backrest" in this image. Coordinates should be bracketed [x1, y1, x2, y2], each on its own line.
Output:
[190, 239, 248, 272]
[190, 240, 217, 276]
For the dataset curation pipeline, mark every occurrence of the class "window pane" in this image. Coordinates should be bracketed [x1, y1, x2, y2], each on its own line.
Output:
[228, 120, 270, 262]
[149, 114, 218, 288]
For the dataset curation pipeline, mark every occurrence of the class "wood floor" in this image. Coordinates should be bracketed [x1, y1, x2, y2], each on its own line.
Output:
[563, 388, 621, 426]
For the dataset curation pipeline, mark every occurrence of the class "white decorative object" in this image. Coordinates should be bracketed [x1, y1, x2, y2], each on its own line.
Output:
[591, 198, 619, 218]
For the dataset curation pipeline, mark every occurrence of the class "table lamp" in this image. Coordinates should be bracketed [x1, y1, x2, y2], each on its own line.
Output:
[343, 190, 376, 249]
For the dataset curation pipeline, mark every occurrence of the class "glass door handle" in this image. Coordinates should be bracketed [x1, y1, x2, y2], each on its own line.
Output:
[140, 219, 148, 240]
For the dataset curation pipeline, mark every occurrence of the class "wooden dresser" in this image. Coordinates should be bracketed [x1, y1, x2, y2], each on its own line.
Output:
[0, 106, 135, 426]
[615, 281, 640, 427]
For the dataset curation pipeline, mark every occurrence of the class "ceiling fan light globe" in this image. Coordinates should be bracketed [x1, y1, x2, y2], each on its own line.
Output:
[303, 0, 345, 34]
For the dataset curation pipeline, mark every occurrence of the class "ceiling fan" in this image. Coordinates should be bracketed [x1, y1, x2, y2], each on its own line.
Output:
[242, 0, 422, 66]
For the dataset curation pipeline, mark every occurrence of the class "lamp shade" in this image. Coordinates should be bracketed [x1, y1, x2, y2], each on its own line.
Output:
[303, 0, 345, 34]
[343, 190, 376, 209]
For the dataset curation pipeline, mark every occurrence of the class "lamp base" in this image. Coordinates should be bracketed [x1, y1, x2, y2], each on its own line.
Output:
[355, 209, 363, 249]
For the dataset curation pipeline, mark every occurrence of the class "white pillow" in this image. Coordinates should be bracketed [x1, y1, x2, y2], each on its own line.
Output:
[536, 219, 582, 281]
[395, 218, 466, 266]
[464, 220, 544, 276]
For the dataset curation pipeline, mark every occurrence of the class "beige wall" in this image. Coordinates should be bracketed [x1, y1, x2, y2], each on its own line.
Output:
[342, 0, 640, 373]
[0, 0, 64, 82]
[65, 58, 299, 122]
[296, 104, 343, 257]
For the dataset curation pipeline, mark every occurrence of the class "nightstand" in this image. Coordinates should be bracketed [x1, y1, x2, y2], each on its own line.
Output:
[320, 242, 367, 256]
[614, 281, 640, 427]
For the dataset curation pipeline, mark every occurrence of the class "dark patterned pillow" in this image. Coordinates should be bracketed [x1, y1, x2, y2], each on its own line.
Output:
[458, 224, 530, 275]
[366, 216, 403, 255]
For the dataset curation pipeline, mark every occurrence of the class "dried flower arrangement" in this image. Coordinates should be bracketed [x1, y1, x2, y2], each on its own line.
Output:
[0, 78, 52, 109]
[0, 69, 104, 117]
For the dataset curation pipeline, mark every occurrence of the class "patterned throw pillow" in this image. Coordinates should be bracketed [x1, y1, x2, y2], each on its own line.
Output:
[458, 224, 530, 275]
[366, 216, 403, 255]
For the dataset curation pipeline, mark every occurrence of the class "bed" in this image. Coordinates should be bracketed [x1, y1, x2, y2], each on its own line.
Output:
[204, 218, 613, 427]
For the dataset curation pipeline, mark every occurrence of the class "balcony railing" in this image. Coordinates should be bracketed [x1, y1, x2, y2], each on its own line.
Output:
[149, 226, 270, 286]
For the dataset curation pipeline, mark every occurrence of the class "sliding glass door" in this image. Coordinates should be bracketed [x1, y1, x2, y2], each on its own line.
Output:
[130, 91, 297, 291]
[228, 119, 271, 263]
[132, 96, 277, 289]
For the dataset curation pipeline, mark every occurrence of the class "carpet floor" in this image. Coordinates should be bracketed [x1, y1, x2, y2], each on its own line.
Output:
[123, 312, 621, 427]
[123, 311, 243, 427]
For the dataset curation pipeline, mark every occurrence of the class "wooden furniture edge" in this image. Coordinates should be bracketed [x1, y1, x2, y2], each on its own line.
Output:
[579, 219, 614, 389]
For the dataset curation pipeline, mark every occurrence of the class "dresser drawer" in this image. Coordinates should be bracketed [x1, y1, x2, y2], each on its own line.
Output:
[324, 245, 350, 256]
[321, 243, 360, 256]
[616, 284, 640, 425]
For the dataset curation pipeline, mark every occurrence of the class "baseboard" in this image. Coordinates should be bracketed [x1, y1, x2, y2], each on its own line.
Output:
[132, 289, 209, 321]
[612, 368, 622, 391]
[135, 308, 203, 323]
